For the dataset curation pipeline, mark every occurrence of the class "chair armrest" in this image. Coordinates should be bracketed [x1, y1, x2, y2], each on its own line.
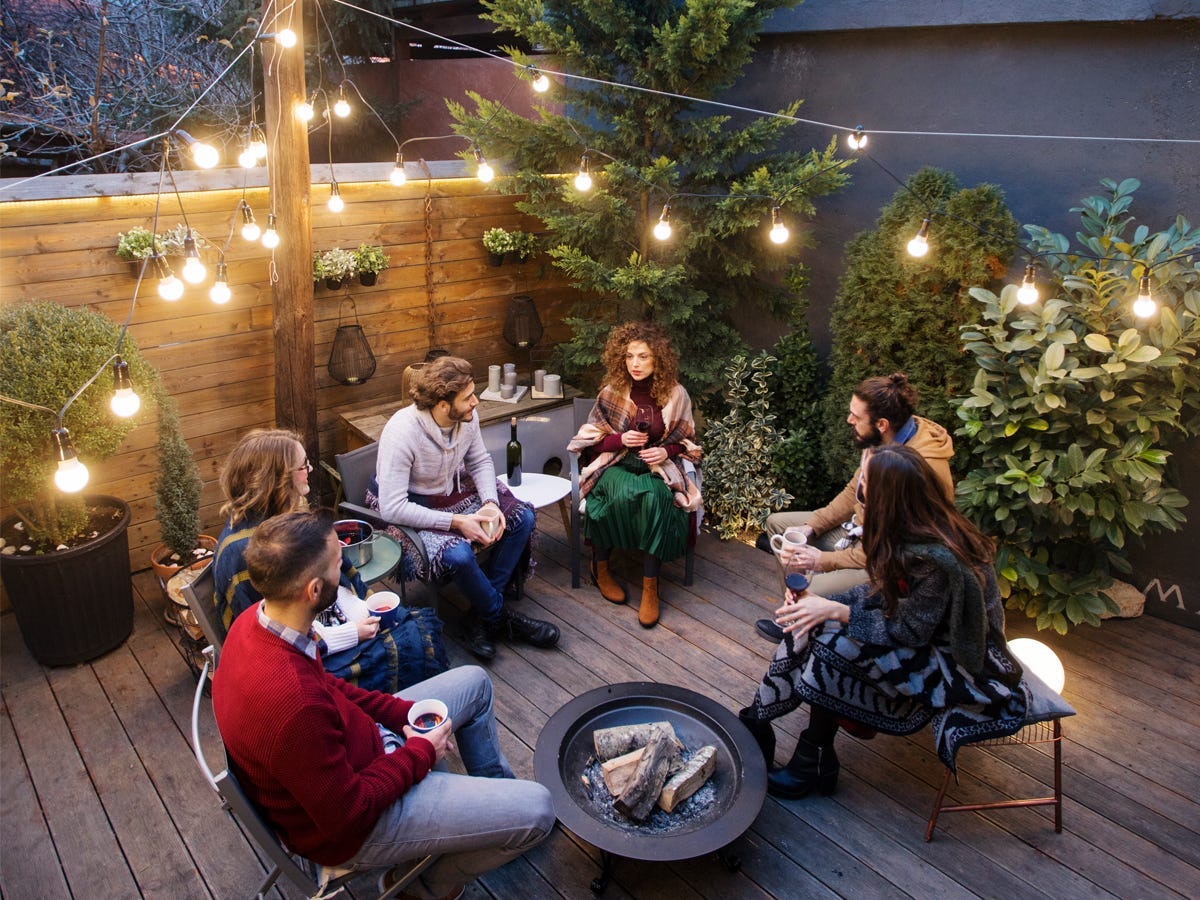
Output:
[339, 501, 430, 570]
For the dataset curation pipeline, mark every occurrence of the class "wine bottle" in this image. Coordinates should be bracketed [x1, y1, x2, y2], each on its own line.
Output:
[507, 416, 523, 486]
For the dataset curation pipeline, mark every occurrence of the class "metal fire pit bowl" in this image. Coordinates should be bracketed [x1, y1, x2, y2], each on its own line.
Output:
[534, 682, 766, 891]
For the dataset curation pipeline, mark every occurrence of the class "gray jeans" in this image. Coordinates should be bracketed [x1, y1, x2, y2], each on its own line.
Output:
[764, 510, 869, 599]
[345, 666, 555, 898]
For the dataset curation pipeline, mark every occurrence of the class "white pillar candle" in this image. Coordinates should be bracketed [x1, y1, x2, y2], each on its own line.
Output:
[503, 362, 516, 375]
[543, 373, 561, 396]
[534, 369, 547, 391]
[500, 383, 515, 399]
[503, 371, 518, 387]
[488, 365, 502, 393]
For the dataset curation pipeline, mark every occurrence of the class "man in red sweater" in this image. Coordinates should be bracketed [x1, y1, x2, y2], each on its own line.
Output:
[213, 510, 554, 899]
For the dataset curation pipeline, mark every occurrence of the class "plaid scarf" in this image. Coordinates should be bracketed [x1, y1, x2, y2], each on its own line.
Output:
[567, 382, 702, 510]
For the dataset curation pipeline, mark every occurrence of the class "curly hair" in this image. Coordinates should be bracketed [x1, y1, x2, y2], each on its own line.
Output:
[219, 429, 309, 526]
[600, 321, 680, 406]
[410, 355, 474, 410]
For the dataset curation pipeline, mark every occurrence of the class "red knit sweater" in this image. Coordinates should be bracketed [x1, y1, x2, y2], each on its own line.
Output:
[212, 610, 436, 865]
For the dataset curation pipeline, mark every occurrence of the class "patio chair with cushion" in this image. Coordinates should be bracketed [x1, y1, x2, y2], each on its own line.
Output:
[568, 397, 699, 589]
[190, 646, 436, 898]
[179, 562, 226, 658]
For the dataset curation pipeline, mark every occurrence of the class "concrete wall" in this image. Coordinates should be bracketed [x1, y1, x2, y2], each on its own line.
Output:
[722, 13, 1200, 627]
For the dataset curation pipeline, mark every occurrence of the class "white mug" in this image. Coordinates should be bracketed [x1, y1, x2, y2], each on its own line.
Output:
[769, 527, 807, 563]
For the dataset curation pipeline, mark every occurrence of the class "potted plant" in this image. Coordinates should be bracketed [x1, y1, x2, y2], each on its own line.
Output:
[507, 230, 540, 264]
[353, 243, 390, 285]
[116, 226, 161, 277]
[148, 388, 215, 593]
[0, 300, 159, 666]
[482, 227, 511, 266]
[317, 247, 356, 289]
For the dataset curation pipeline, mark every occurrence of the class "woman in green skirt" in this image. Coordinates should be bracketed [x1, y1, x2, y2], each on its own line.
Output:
[567, 322, 702, 627]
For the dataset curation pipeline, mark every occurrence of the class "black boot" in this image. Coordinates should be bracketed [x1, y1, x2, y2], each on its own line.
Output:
[491, 606, 560, 648]
[766, 736, 839, 799]
[738, 706, 776, 768]
[461, 615, 496, 661]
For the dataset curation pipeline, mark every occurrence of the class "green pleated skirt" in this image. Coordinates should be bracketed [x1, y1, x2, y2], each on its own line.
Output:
[584, 456, 688, 561]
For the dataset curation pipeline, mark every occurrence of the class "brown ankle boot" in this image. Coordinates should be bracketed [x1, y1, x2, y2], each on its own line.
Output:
[639, 577, 660, 627]
[590, 559, 627, 604]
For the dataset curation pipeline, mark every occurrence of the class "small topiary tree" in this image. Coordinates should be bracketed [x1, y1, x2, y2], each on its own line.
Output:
[955, 178, 1200, 633]
[153, 388, 203, 560]
[702, 352, 793, 540]
[822, 167, 1018, 484]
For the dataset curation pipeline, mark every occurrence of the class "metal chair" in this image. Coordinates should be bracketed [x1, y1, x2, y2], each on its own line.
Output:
[191, 647, 437, 898]
[179, 562, 226, 662]
[568, 397, 698, 589]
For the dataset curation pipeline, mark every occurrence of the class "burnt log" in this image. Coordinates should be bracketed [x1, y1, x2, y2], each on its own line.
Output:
[613, 726, 680, 821]
[600, 747, 645, 796]
[658, 745, 717, 813]
[593, 721, 683, 761]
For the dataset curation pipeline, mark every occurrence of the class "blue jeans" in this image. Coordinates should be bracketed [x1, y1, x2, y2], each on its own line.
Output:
[441, 503, 533, 623]
[345, 666, 554, 897]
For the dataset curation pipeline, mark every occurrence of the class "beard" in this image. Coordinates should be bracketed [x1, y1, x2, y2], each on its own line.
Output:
[448, 404, 475, 423]
[852, 423, 884, 449]
[315, 576, 339, 613]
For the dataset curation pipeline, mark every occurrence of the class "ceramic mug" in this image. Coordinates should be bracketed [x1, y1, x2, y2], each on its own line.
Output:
[407, 698, 449, 733]
[366, 590, 402, 630]
[769, 526, 808, 564]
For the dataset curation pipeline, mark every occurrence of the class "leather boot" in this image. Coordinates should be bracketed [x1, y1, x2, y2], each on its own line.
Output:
[767, 736, 839, 799]
[738, 706, 776, 768]
[490, 606, 560, 649]
[590, 558, 627, 604]
[638, 577, 660, 628]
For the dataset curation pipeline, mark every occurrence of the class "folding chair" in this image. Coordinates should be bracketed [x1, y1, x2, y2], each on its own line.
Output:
[179, 562, 226, 660]
[568, 397, 698, 589]
[191, 647, 437, 898]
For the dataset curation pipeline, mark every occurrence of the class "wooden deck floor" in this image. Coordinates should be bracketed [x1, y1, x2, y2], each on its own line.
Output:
[3, 507, 1198, 899]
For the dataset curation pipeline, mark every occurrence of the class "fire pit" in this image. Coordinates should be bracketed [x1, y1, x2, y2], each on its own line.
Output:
[534, 682, 767, 893]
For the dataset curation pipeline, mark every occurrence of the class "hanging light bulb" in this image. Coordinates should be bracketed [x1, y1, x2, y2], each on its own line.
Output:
[653, 204, 672, 241]
[769, 206, 789, 245]
[153, 254, 184, 300]
[181, 233, 207, 284]
[390, 152, 407, 186]
[238, 143, 257, 168]
[175, 129, 219, 168]
[847, 125, 869, 151]
[249, 127, 268, 160]
[531, 69, 550, 93]
[333, 87, 351, 118]
[210, 260, 232, 304]
[296, 98, 315, 122]
[906, 218, 930, 257]
[473, 148, 494, 183]
[261, 214, 280, 249]
[275, 28, 297, 48]
[239, 201, 261, 241]
[109, 358, 141, 417]
[573, 155, 592, 192]
[51, 427, 89, 493]
[327, 182, 345, 214]
[1133, 273, 1157, 318]
[1017, 263, 1039, 305]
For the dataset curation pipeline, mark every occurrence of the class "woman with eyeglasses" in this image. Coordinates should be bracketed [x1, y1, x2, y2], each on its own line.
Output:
[213, 429, 447, 693]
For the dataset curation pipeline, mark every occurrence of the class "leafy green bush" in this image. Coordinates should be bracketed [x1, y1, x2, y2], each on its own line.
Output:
[955, 179, 1200, 632]
[822, 167, 1018, 484]
[702, 353, 793, 539]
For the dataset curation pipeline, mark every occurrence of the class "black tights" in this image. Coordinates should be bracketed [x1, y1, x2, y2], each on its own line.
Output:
[594, 546, 661, 578]
[802, 704, 840, 747]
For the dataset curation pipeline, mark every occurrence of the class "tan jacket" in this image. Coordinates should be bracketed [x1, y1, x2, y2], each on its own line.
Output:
[810, 415, 955, 571]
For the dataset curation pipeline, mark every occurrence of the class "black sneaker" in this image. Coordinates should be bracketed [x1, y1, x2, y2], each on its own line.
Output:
[756, 618, 785, 642]
[492, 606, 560, 649]
[461, 616, 496, 660]
[754, 533, 773, 554]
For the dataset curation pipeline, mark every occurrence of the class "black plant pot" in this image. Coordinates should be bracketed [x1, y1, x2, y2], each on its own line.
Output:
[359, 271, 378, 286]
[0, 495, 133, 667]
[325, 277, 346, 290]
[487, 252, 504, 267]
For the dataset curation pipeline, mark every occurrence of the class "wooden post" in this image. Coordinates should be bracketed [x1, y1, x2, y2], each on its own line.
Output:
[261, 1, 317, 455]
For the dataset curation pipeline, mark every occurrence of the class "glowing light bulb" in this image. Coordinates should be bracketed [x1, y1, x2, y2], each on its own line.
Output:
[906, 218, 930, 257]
[241, 221, 261, 241]
[574, 155, 592, 192]
[847, 126, 868, 151]
[1133, 275, 1156, 318]
[182, 256, 206, 284]
[276, 28, 297, 48]
[110, 359, 140, 417]
[51, 428, 89, 493]
[1008, 638, 1065, 694]
[532, 72, 550, 93]
[390, 153, 407, 186]
[210, 261, 231, 304]
[296, 100, 315, 122]
[1017, 263, 1039, 305]
[653, 205, 672, 241]
[158, 274, 184, 300]
[238, 147, 257, 168]
[769, 206, 789, 244]
[334, 97, 351, 118]
[261, 214, 280, 249]
[250, 137, 268, 160]
[477, 161, 494, 183]
[190, 141, 219, 169]
[327, 184, 345, 214]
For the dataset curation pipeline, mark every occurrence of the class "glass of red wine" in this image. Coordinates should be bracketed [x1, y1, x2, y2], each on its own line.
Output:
[635, 405, 652, 436]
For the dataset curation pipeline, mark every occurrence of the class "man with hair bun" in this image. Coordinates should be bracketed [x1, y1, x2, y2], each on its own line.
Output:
[754, 372, 954, 642]
[373, 355, 560, 660]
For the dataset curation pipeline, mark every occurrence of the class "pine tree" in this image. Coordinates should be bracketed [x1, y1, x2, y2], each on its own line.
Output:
[450, 0, 851, 396]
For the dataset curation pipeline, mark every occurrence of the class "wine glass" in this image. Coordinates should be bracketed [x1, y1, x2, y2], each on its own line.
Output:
[635, 405, 652, 436]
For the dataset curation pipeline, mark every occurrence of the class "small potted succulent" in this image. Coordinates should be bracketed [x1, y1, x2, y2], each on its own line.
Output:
[353, 244, 390, 286]
[507, 230, 539, 264]
[315, 247, 357, 289]
[482, 227, 511, 266]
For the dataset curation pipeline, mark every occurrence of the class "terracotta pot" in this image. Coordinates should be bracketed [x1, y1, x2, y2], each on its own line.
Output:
[150, 534, 218, 588]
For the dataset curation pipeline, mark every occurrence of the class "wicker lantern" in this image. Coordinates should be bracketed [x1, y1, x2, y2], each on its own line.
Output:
[503, 294, 543, 350]
[328, 299, 376, 385]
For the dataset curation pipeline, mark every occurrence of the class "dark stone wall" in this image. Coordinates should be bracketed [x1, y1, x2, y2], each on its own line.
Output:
[722, 17, 1200, 626]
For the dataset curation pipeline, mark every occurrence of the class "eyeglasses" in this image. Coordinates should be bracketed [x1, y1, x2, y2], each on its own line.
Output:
[294, 459, 312, 473]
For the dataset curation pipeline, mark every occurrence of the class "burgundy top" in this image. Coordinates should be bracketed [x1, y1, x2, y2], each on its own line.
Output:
[597, 376, 684, 458]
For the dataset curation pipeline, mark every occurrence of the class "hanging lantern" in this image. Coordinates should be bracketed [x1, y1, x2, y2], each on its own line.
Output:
[327, 298, 377, 385]
[502, 295, 544, 350]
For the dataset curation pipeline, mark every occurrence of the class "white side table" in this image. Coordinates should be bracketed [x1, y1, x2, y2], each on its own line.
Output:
[498, 472, 572, 534]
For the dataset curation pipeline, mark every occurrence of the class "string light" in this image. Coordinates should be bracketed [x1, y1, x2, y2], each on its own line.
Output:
[153, 254, 184, 300]
[210, 260, 231, 304]
[174, 129, 219, 169]
[531, 69, 550, 93]
[1133, 273, 1157, 318]
[275, 28, 297, 48]
[769, 206, 789, 244]
[239, 201, 261, 241]
[333, 86, 351, 118]
[390, 152, 407, 186]
[181, 233, 207, 284]
[847, 125, 869, 151]
[109, 358, 141, 417]
[473, 148, 494, 183]
[261, 214, 280, 249]
[296, 97, 316, 122]
[327, 181, 345, 213]
[1017, 263, 1039, 305]
[573, 155, 592, 192]
[653, 204, 672, 241]
[51, 427, 89, 493]
[906, 218, 931, 257]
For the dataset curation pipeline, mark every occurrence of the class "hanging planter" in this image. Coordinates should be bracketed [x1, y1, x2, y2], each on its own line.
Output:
[353, 244, 389, 285]
[328, 298, 377, 385]
[487, 252, 505, 267]
[314, 247, 356, 292]
[325, 277, 346, 290]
